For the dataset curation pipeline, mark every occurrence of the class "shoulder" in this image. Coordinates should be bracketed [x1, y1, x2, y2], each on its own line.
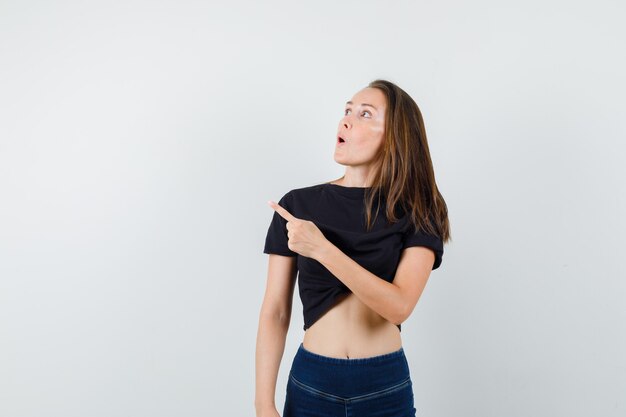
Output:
[284, 182, 328, 199]
[273, 183, 328, 212]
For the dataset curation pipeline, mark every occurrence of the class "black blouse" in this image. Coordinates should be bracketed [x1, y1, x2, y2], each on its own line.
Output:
[263, 182, 444, 332]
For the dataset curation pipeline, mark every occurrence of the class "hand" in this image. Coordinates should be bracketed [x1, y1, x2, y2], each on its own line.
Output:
[268, 200, 331, 260]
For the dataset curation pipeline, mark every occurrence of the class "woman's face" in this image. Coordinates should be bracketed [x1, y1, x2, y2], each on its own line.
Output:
[334, 87, 387, 167]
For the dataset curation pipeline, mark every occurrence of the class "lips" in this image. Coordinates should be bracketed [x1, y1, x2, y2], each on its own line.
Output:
[337, 135, 346, 144]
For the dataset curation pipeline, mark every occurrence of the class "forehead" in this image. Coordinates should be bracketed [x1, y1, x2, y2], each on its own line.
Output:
[348, 87, 386, 108]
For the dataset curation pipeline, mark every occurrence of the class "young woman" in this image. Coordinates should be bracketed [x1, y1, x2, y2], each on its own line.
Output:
[255, 79, 450, 417]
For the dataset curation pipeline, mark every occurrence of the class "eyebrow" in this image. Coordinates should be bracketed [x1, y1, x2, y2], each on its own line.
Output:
[345, 101, 377, 111]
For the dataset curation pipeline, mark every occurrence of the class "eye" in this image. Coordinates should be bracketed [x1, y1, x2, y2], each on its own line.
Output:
[344, 108, 372, 118]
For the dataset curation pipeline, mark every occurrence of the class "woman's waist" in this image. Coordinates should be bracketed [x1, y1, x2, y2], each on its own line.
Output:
[302, 318, 402, 359]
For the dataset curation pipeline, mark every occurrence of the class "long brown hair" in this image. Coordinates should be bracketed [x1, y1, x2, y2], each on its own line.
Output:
[357, 79, 451, 244]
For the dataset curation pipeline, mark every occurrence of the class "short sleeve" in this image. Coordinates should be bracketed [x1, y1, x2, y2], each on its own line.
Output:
[263, 191, 298, 257]
[402, 221, 444, 270]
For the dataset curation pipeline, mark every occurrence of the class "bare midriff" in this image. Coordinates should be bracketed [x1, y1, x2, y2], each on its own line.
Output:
[302, 292, 403, 359]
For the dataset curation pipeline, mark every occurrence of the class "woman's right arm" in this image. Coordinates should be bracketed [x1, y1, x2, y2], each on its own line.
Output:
[255, 254, 297, 417]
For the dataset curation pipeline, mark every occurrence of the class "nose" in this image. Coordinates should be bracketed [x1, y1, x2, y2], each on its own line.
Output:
[339, 111, 353, 130]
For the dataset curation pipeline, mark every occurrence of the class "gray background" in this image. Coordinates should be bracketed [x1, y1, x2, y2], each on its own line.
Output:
[1, 0, 624, 416]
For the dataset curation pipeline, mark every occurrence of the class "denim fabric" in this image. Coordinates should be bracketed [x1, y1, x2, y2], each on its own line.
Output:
[283, 343, 416, 417]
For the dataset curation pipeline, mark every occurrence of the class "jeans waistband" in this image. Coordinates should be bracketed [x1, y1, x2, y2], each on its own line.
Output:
[297, 342, 406, 364]
[289, 343, 411, 398]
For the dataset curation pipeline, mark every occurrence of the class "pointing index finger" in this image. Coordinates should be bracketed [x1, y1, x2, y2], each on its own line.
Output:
[268, 200, 298, 222]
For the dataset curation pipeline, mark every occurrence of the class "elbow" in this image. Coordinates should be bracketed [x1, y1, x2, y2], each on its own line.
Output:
[394, 296, 418, 325]
[260, 310, 291, 332]
[260, 303, 292, 329]
[392, 304, 409, 326]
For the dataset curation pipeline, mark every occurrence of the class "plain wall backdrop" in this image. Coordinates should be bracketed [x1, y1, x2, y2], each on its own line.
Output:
[1, 0, 624, 416]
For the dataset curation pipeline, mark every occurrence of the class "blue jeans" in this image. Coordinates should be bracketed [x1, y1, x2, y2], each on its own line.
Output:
[283, 343, 416, 417]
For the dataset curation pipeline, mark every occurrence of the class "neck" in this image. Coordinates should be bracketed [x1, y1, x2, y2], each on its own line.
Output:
[335, 167, 377, 187]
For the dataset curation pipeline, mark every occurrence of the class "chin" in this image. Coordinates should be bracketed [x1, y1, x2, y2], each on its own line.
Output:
[333, 155, 349, 165]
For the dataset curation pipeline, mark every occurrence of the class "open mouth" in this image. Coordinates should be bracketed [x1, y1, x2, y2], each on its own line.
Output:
[337, 136, 345, 144]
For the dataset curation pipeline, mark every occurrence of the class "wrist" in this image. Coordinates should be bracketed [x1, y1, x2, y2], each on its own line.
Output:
[315, 239, 336, 263]
[255, 401, 276, 412]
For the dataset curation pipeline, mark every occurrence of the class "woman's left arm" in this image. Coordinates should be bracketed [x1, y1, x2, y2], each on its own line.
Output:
[316, 242, 434, 326]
